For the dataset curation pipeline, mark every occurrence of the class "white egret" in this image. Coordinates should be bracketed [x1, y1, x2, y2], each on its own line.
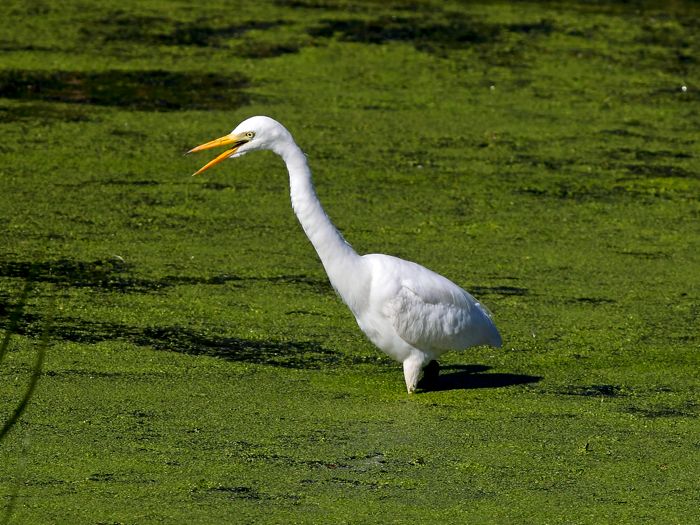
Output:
[188, 116, 502, 393]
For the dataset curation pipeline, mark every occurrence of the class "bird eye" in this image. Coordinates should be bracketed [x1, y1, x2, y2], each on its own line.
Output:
[246, 131, 255, 139]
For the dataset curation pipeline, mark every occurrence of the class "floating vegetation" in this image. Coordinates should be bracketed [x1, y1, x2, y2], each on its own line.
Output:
[1, 1, 698, 522]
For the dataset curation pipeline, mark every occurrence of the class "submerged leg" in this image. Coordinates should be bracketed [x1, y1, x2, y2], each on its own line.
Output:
[418, 360, 440, 390]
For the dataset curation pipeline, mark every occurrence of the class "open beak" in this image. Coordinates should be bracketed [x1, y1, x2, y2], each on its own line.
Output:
[187, 133, 250, 176]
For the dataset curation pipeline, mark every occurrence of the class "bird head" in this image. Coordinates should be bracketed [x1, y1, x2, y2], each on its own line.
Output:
[187, 116, 292, 175]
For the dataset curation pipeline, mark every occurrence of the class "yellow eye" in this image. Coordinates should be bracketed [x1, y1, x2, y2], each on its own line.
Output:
[246, 131, 255, 139]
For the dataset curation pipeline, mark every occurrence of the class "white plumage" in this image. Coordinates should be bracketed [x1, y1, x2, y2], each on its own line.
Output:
[188, 116, 502, 392]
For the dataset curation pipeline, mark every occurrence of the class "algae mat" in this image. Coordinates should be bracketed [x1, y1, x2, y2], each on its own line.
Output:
[1, 1, 698, 523]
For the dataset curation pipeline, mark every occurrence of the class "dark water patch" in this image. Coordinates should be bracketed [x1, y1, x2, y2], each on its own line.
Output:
[43, 369, 130, 379]
[285, 309, 328, 317]
[610, 148, 693, 161]
[308, 15, 553, 53]
[87, 473, 115, 482]
[80, 12, 169, 45]
[518, 179, 647, 202]
[625, 402, 697, 419]
[276, 0, 424, 10]
[308, 16, 497, 46]
[200, 181, 233, 191]
[87, 472, 155, 484]
[649, 85, 699, 102]
[103, 178, 159, 186]
[517, 187, 549, 198]
[623, 164, 695, 179]
[201, 484, 300, 503]
[637, 16, 700, 49]
[156, 21, 282, 47]
[600, 128, 650, 139]
[516, 182, 678, 202]
[0, 258, 332, 295]
[275, 0, 335, 8]
[234, 41, 301, 59]
[616, 250, 669, 259]
[19, 478, 69, 488]
[85, 12, 288, 51]
[206, 486, 262, 500]
[419, 364, 541, 393]
[0, 42, 56, 53]
[570, 297, 616, 305]
[561, 384, 628, 397]
[0, 69, 250, 111]
[109, 128, 149, 140]
[330, 477, 381, 488]
[470, 285, 529, 297]
[0, 102, 90, 123]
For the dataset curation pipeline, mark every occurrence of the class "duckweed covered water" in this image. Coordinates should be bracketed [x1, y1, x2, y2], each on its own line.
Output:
[1, 1, 698, 523]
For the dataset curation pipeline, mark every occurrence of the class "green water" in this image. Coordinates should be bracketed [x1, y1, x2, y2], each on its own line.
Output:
[1, 1, 698, 523]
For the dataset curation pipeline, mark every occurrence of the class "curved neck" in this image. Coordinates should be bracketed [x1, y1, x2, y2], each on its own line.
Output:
[278, 142, 364, 305]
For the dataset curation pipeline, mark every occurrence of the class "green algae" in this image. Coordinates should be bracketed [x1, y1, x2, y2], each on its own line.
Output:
[1, 0, 699, 523]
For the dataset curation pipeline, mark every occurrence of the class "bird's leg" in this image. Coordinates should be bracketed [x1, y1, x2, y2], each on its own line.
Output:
[403, 354, 429, 394]
[418, 360, 440, 390]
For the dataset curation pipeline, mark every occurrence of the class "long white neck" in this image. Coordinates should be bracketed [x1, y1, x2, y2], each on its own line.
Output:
[275, 140, 365, 310]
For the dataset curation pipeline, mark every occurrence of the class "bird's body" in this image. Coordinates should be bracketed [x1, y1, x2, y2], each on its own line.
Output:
[188, 116, 502, 392]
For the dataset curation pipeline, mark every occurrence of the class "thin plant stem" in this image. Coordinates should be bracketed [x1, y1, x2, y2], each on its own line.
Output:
[1, 276, 51, 525]
[0, 280, 32, 368]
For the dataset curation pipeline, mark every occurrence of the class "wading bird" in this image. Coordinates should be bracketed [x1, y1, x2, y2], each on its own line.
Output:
[188, 116, 502, 393]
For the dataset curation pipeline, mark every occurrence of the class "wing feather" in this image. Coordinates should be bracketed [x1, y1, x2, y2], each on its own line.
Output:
[377, 258, 500, 351]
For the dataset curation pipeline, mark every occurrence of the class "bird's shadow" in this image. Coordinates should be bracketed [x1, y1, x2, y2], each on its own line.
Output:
[418, 364, 541, 392]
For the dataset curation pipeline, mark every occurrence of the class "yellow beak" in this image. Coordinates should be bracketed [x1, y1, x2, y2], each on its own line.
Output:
[187, 133, 250, 176]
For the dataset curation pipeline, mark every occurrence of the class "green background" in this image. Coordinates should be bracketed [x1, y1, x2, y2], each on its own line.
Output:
[1, 1, 698, 523]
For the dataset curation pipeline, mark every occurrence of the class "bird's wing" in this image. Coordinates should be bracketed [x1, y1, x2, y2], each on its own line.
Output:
[380, 259, 500, 352]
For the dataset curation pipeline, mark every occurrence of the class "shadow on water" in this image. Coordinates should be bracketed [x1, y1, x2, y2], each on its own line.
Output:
[0, 258, 339, 369]
[1, 309, 342, 370]
[419, 364, 542, 392]
[0, 69, 250, 111]
[0, 258, 534, 374]
[0, 259, 332, 295]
